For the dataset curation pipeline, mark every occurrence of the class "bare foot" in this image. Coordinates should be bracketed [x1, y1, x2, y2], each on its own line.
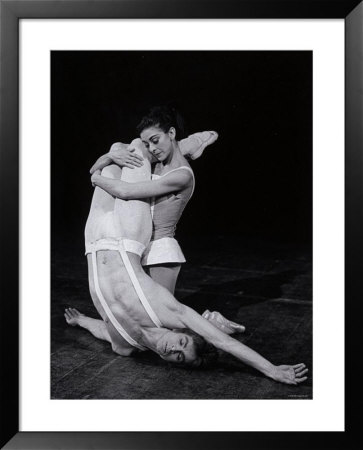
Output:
[64, 308, 84, 327]
[202, 310, 246, 334]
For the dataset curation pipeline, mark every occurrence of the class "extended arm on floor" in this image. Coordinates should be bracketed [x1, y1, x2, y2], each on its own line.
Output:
[180, 305, 308, 385]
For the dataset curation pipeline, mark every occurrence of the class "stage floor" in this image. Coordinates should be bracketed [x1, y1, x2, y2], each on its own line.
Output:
[51, 235, 312, 399]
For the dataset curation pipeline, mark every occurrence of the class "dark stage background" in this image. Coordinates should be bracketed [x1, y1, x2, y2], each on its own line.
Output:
[51, 51, 312, 253]
[51, 51, 312, 399]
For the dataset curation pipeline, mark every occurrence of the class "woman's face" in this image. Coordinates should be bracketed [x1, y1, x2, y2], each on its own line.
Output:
[140, 126, 175, 162]
[156, 330, 198, 365]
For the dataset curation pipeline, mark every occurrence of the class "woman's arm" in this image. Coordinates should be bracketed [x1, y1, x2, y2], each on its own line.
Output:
[90, 153, 114, 174]
[180, 305, 308, 385]
[90, 129, 217, 174]
[91, 169, 192, 200]
[90, 142, 144, 174]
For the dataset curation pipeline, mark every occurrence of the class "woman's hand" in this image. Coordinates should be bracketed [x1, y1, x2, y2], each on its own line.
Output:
[109, 142, 144, 169]
[91, 169, 101, 187]
[271, 363, 308, 385]
[89, 142, 144, 174]
[90, 154, 113, 174]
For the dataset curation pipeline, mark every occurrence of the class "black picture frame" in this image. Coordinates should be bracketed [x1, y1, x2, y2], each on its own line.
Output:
[0, 0, 361, 449]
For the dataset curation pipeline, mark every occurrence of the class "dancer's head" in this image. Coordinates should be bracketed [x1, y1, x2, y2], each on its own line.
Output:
[137, 106, 185, 162]
[155, 328, 218, 368]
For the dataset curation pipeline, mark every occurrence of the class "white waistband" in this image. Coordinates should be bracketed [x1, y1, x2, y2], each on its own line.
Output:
[85, 238, 146, 257]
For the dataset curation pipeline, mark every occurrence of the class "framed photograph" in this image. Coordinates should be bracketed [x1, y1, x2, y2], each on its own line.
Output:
[0, 0, 361, 449]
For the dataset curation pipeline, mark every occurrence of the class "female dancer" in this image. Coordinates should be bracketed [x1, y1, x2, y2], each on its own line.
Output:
[90, 107, 236, 331]
[90, 106, 232, 331]
[89, 106, 218, 295]
[66, 139, 308, 384]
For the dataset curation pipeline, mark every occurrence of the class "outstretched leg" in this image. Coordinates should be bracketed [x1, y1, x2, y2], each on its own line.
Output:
[64, 308, 112, 343]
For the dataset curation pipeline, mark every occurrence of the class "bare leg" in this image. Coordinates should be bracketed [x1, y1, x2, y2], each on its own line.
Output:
[202, 310, 245, 335]
[146, 264, 181, 295]
[64, 308, 111, 343]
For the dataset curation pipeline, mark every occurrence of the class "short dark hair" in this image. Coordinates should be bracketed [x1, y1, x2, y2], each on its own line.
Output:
[178, 329, 219, 369]
[136, 105, 186, 139]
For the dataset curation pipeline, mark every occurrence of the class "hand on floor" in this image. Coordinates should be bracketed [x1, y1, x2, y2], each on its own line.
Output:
[272, 363, 308, 385]
[202, 309, 246, 334]
[64, 308, 84, 327]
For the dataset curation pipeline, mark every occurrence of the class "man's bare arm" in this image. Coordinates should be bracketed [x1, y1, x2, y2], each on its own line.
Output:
[180, 305, 308, 385]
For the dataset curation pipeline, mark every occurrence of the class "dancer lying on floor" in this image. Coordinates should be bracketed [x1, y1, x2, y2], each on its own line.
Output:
[65, 141, 308, 385]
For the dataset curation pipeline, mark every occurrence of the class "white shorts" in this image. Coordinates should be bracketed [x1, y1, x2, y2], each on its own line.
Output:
[141, 237, 186, 266]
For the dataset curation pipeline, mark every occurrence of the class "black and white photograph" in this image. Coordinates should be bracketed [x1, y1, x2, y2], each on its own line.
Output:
[51, 50, 312, 400]
[3, 0, 363, 446]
